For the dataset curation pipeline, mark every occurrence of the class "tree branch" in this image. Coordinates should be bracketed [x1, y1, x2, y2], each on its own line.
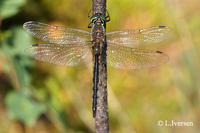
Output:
[92, 0, 109, 133]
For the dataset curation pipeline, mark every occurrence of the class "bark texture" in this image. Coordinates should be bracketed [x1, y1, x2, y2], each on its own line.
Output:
[92, 0, 109, 133]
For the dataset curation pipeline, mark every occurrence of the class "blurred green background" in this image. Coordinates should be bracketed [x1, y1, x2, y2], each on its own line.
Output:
[0, 0, 199, 132]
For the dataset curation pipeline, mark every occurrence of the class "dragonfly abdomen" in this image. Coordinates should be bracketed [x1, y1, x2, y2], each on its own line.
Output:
[92, 53, 99, 117]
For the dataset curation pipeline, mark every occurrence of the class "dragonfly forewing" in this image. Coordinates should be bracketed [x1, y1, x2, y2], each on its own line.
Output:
[106, 26, 173, 48]
[24, 43, 93, 66]
[23, 21, 92, 45]
[23, 12, 174, 118]
[106, 43, 170, 69]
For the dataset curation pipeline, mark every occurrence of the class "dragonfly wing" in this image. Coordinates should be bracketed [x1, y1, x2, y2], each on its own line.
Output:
[23, 21, 91, 44]
[106, 43, 169, 69]
[106, 26, 173, 48]
[24, 43, 92, 66]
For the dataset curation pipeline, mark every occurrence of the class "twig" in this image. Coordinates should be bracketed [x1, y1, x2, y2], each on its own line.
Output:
[92, 0, 109, 133]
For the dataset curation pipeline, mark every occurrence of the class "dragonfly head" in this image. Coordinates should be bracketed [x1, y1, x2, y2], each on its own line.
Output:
[91, 13, 106, 22]
[88, 13, 106, 28]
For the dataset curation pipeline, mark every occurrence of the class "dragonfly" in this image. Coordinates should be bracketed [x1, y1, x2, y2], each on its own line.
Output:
[23, 13, 173, 118]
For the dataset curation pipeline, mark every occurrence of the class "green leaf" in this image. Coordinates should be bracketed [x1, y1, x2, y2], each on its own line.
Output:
[5, 90, 46, 126]
[2, 26, 33, 56]
[1, 26, 34, 87]
[0, 0, 26, 19]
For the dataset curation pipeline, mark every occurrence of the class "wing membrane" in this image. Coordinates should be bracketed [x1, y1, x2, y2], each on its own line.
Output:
[106, 26, 173, 48]
[24, 43, 92, 66]
[23, 21, 91, 44]
[106, 43, 169, 69]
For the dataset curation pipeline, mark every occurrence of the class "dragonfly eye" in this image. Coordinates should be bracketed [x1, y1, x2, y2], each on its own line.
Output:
[90, 14, 99, 22]
[100, 15, 106, 21]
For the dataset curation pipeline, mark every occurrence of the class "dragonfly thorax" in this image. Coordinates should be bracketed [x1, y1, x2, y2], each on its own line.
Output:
[92, 29, 104, 55]
[91, 14, 105, 55]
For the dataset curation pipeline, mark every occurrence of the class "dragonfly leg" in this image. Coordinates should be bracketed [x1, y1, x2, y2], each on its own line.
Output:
[105, 8, 110, 22]
[88, 8, 92, 19]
